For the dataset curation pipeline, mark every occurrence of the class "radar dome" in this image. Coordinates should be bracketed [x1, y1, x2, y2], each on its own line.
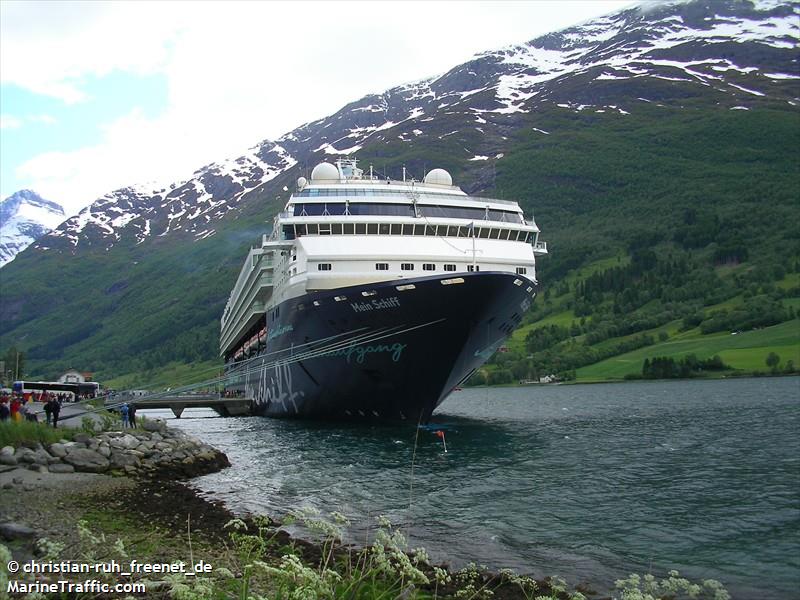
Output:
[296, 176, 308, 190]
[311, 162, 339, 181]
[424, 168, 453, 186]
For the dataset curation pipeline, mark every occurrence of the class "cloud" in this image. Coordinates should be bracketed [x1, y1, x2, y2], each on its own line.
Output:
[0, 114, 23, 129]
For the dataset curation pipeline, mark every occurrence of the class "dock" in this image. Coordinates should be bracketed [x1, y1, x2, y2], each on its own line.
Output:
[108, 394, 252, 419]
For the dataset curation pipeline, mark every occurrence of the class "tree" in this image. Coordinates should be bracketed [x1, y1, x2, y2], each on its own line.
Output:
[1, 346, 25, 382]
[766, 352, 780, 372]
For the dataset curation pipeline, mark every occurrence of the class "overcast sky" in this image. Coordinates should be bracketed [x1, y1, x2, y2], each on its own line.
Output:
[1, 1, 633, 215]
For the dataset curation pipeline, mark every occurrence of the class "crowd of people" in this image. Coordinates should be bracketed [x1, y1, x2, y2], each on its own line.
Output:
[0, 390, 68, 427]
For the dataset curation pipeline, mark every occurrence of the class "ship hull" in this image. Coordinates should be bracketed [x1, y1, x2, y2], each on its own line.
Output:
[224, 271, 536, 423]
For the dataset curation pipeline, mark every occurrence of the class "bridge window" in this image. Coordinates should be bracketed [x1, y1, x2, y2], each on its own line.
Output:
[356, 223, 366, 234]
[367, 223, 379, 235]
[344, 223, 355, 234]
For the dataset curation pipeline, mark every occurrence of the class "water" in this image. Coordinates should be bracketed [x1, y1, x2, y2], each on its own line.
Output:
[152, 377, 800, 599]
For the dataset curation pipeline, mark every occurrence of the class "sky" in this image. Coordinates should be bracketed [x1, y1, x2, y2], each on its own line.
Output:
[1, 0, 633, 216]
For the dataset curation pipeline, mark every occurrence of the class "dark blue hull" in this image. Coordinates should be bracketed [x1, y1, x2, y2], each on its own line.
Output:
[224, 272, 537, 423]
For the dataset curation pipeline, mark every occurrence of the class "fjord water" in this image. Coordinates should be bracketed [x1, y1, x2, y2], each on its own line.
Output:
[164, 377, 799, 599]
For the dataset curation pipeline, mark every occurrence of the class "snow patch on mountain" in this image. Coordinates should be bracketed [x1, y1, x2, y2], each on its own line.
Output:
[0, 190, 66, 266]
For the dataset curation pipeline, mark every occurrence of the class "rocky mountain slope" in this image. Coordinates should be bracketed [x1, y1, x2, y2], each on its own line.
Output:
[1, 0, 797, 381]
[0, 190, 65, 267]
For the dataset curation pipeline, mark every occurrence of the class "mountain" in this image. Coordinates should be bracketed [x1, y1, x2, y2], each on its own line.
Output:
[0, 190, 65, 267]
[1, 0, 798, 383]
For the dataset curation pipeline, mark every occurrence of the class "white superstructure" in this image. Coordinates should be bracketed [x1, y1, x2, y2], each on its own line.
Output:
[220, 158, 547, 358]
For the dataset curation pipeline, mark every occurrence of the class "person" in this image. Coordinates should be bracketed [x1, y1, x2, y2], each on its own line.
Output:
[51, 397, 61, 429]
[128, 403, 137, 428]
[44, 398, 53, 425]
[0, 400, 9, 422]
[10, 397, 20, 422]
[120, 403, 129, 428]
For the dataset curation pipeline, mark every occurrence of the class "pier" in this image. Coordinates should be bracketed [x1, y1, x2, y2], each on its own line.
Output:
[108, 394, 252, 419]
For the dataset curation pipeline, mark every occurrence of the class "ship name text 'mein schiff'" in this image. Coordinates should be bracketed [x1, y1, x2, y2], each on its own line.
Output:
[220, 158, 547, 422]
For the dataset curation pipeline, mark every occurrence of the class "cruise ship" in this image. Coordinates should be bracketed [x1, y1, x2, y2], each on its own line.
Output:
[220, 158, 547, 422]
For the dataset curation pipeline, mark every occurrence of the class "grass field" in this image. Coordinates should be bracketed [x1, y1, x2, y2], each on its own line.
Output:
[576, 319, 800, 381]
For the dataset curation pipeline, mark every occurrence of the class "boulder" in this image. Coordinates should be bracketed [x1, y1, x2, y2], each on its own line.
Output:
[73, 433, 93, 444]
[98, 445, 111, 458]
[63, 448, 110, 473]
[110, 452, 141, 469]
[48, 443, 67, 458]
[0, 454, 17, 466]
[48, 463, 76, 474]
[0, 446, 14, 456]
[142, 419, 166, 432]
[0, 522, 37, 541]
[110, 434, 140, 450]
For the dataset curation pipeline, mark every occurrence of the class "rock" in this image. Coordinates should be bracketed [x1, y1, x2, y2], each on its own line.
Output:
[0, 522, 37, 541]
[123, 465, 138, 474]
[98, 445, 111, 458]
[12, 477, 23, 485]
[48, 463, 76, 474]
[2, 483, 12, 489]
[73, 433, 93, 444]
[150, 432, 163, 442]
[110, 452, 140, 469]
[110, 434, 140, 450]
[18, 452, 37, 464]
[0, 446, 14, 456]
[154, 442, 173, 451]
[48, 443, 67, 458]
[0, 454, 17, 466]
[63, 448, 110, 473]
[33, 450, 52, 465]
[142, 419, 166, 433]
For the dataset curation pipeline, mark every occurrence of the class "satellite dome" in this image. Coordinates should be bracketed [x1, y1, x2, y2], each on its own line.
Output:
[311, 162, 339, 181]
[296, 176, 308, 190]
[424, 168, 453, 186]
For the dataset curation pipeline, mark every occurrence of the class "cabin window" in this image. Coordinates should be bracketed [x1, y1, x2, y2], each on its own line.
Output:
[444, 264, 456, 272]
[423, 263, 435, 271]
[401, 263, 414, 271]
[516, 267, 527, 275]
[425, 225, 436, 236]
[295, 224, 307, 236]
[307, 224, 319, 235]
[413, 224, 424, 236]
[344, 223, 355, 234]
[501, 229, 512, 240]
[402, 224, 413, 235]
[379, 224, 390, 235]
[467, 265, 480, 272]
[478, 227, 490, 239]
[367, 223, 379, 235]
[376, 263, 389, 271]
[319, 224, 331, 235]
[390, 224, 401, 235]
[490, 228, 501, 240]
[318, 263, 332, 271]
[356, 223, 366, 234]
[332, 223, 343, 235]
